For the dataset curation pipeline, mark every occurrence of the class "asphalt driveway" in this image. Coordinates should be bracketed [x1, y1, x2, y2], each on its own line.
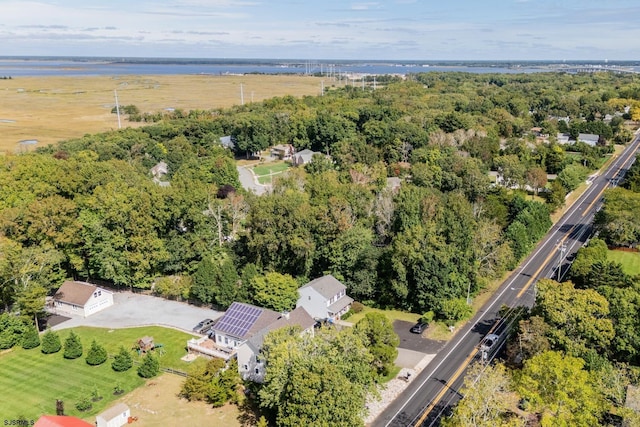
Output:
[394, 320, 446, 354]
[49, 291, 222, 334]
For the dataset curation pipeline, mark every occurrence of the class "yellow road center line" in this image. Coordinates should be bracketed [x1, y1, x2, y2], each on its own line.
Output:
[414, 349, 478, 426]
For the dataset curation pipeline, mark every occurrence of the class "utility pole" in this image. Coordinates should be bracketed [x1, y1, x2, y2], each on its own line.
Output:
[114, 90, 121, 129]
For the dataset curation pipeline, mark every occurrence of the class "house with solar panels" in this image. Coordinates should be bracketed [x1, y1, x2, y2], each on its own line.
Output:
[296, 274, 353, 321]
[236, 306, 315, 382]
[186, 302, 315, 370]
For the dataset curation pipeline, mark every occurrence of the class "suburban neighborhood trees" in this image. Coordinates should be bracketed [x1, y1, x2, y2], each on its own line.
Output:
[63, 330, 83, 359]
[85, 339, 108, 366]
[41, 329, 61, 354]
[111, 345, 133, 372]
[138, 353, 160, 378]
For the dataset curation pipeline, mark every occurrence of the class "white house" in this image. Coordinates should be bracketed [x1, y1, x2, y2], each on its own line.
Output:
[96, 403, 130, 427]
[52, 281, 114, 317]
[236, 306, 315, 382]
[577, 133, 601, 147]
[296, 275, 353, 321]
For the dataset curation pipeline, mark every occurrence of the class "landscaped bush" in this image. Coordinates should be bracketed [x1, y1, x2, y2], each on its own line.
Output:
[351, 301, 365, 314]
[63, 331, 83, 359]
[0, 314, 26, 349]
[21, 326, 40, 350]
[137, 353, 160, 378]
[85, 339, 108, 366]
[75, 396, 92, 412]
[421, 311, 435, 325]
[111, 345, 133, 372]
[41, 330, 61, 354]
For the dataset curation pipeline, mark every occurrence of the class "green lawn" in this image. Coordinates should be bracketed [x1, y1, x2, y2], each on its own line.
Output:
[346, 306, 421, 325]
[607, 249, 640, 276]
[0, 326, 196, 421]
[252, 161, 290, 177]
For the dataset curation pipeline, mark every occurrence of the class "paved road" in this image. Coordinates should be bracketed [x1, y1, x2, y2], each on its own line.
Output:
[49, 291, 222, 334]
[375, 135, 640, 427]
[237, 165, 271, 195]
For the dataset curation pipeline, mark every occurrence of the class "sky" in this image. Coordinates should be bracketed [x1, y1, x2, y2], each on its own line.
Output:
[1, 0, 639, 61]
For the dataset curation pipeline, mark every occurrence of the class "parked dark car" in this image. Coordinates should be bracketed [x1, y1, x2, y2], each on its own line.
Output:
[410, 322, 428, 334]
[193, 318, 215, 334]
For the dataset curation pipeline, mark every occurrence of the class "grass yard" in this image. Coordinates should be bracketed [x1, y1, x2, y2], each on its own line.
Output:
[0, 326, 196, 421]
[346, 306, 421, 325]
[607, 249, 640, 276]
[253, 161, 290, 177]
[0, 74, 324, 152]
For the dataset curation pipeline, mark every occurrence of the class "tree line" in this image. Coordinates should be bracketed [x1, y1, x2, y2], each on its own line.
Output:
[1, 71, 638, 325]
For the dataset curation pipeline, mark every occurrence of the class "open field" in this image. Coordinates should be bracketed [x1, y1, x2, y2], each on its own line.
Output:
[607, 249, 640, 276]
[0, 74, 325, 152]
[347, 306, 421, 325]
[0, 326, 196, 420]
[114, 373, 244, 427]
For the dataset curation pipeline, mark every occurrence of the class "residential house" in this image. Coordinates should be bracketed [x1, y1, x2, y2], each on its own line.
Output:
[236, 306, 315, 382]
[577, 133, 601, 147]
[219, 135, 235, 150]
[271, 144, 295, 160]
[292, 149, 319, 166]
[556, 133, 571, 145]
[187, 302, 280, 360]
[186, 302, 316, 382]
[96, 403, 130, 427]
[296, 274, 353, 321]
[52, 281, 114, 317]
[35, 416, 93, 427]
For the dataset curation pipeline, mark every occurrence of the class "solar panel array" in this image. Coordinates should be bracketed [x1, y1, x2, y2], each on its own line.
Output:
[215, 302, 263, 338]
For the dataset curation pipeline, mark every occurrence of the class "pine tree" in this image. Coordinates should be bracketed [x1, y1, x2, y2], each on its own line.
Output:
[41, 329, 61, 354]
[85, 339, 107, 366]
[21, 326, 40, 350]
[137, 353, 160, 378]
[63, 331, 83, 359]
[111, 345, 133, 372]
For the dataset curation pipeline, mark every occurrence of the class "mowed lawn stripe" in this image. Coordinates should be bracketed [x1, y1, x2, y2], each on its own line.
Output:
[0, 325, 187, 420]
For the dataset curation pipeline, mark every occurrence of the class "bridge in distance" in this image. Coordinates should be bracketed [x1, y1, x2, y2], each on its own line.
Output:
[374, 133, 640, 427]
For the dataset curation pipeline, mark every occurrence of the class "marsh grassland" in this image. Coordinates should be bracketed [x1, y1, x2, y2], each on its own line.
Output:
[0, 74, 325, 152]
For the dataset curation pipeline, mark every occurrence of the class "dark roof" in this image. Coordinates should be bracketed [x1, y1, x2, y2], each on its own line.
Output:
[245, 306, 316, 351]
[212, 302, 280, 340]
[300, 275, 346, 300]
[53, 281, 99, 306]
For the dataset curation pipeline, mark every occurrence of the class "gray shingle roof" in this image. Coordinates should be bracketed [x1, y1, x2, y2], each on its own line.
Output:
[300, 274, 346, 300]
[245, 306, 315, 351]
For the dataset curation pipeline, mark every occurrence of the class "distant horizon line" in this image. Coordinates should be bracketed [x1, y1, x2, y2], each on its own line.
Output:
[1, 55, 638, 65]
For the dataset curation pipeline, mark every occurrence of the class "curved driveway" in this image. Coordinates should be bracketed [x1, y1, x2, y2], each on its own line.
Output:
[237, 165, 271, 195]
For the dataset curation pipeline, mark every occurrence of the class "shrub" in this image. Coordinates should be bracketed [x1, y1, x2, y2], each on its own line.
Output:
[75, 396, 92, 412]
[439, 298, 472, 326]
[111, 345, 133, 372]
[21, 326, 40, 350]
[421, 311, 435, 325]
[351, 301, 365, 314]
[113, 383, 124, 395]
[0, 314, 26, 349]
[63, 331, 83, 359]
[41, 330, 61, 354]
[138, 353, 160, 378]
[85, 339, 107, 366]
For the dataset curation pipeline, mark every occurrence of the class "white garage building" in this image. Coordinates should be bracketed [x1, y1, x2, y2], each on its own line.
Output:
[53, 281, 114, 317]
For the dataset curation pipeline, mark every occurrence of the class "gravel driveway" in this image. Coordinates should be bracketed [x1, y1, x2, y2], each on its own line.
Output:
[50, 291, 222, 334]
[237, 165, 271, 195]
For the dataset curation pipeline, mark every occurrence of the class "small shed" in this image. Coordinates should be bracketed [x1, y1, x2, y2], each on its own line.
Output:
[96, 403, 130, 427]
[136, 336, 154, 354]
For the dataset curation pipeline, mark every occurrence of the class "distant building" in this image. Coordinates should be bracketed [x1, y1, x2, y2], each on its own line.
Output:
[271, 144, 295, 160]
[556, 133, 571, 145]
[52, 281, 114, 317]
[219, 135, 235, 150]
[577, 133, 601, 147]
[292, 149, 319, 166]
